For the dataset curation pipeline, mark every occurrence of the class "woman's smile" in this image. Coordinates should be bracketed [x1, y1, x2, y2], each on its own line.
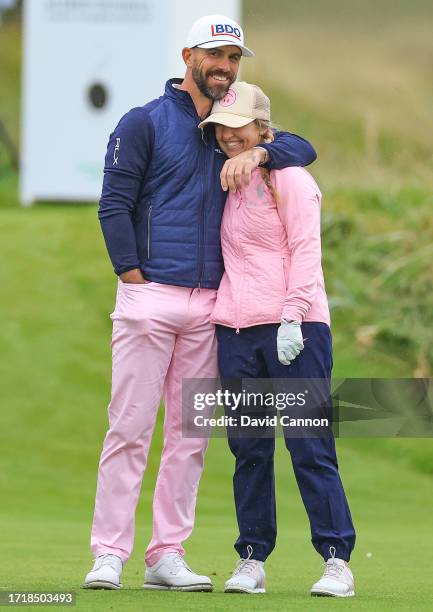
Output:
[216, 122, 261, 158]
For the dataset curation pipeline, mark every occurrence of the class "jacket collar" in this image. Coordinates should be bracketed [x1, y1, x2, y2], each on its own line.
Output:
[165, 78, 220, 125]
[165, 78, 200, 118]
[164, 79, 222, 151]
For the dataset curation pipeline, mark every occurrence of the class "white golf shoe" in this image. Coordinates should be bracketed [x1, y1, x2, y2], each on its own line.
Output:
[310, 548, 355, 597]
[82, 554, 123, 590]
[224, 546, 266, 594]
[143, 552, 213, 591]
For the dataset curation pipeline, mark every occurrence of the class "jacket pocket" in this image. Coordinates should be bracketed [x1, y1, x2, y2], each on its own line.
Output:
[146, 203, 153, 259]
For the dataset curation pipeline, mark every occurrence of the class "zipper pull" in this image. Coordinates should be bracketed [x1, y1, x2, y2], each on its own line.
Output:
[236, 327, 240, 335]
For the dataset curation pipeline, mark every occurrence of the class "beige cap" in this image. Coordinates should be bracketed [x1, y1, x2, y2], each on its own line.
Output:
[198, 81, 270, 129]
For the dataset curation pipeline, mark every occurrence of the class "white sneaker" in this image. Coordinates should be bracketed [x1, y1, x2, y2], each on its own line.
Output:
[224, 546, 266, 594]
[82, 554, 123, 590]
[310, 548, 355, 597]
[143, 552, 213, 591]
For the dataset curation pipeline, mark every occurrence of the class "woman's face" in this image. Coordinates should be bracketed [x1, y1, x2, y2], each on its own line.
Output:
[215, 121, 262, 158]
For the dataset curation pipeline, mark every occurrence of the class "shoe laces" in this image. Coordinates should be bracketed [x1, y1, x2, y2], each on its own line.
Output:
[165, 552, 192, 574]
[323, 546, 345, 580]
[233, 545, 261, 577]
[96, 554, 121, 571]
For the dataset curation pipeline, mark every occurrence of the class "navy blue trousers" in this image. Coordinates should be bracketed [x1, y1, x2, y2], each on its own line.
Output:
[216, 322, 356, 562]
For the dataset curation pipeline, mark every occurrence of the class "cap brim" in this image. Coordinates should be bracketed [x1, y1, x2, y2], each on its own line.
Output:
[198, 113, 255, 129]
[196, 41, 254, 57]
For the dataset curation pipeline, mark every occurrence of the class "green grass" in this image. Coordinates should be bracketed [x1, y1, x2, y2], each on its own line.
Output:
[1, 206, 433, 612]
[2, 418, 433, 610]
[0, 19, 21, 146]
[244, 0, 433, 191]
[1, 3, 433, 610]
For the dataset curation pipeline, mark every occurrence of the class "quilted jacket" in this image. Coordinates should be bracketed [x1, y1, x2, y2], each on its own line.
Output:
[211, 166, 330, 328]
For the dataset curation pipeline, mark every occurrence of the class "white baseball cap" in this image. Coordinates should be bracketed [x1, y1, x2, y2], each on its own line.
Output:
[198, 81, 270, 129]
[186, 14, 254, 57]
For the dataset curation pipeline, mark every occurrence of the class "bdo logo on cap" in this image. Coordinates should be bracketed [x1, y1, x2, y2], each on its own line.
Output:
[211, 24, 242, 41]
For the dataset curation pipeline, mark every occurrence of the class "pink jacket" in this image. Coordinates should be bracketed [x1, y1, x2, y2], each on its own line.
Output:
[211, 166, 330, 330]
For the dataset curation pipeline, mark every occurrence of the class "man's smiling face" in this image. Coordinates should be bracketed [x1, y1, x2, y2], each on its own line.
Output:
[191, 46, 241, 101]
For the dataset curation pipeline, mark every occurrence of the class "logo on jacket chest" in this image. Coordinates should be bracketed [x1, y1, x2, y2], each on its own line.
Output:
[240, 183, 268, 208]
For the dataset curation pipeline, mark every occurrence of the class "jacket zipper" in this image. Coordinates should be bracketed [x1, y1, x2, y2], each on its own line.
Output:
[147, 204, 152, 259]
[235, 260, 244, 334]
[197, 141, 207, 288]
[235, 195, 243, 334]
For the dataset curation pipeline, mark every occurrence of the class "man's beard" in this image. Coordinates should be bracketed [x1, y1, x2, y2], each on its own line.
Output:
[192, 67, 233, 101]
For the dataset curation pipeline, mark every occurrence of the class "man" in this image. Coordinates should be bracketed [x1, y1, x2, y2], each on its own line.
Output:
[83, 14, 316, 592]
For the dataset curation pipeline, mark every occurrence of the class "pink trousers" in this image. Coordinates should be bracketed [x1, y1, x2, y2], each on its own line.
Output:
[90, 281, 218, 566]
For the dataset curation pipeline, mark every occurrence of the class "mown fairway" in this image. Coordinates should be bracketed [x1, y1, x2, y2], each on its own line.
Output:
[1, 1, 433, 610]
[2, 408, 433, 611]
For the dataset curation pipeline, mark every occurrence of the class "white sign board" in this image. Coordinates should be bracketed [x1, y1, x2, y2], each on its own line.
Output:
[20, 0, 240, 205]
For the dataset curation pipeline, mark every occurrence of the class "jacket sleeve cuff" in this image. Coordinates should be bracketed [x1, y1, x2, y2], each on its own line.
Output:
[115, 264, 141, 276]
[256, 143, 272, 168]
[281, 307, 304, 323]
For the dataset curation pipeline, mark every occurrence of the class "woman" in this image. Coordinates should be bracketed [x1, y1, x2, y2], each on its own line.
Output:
[199, 82, 356, 597]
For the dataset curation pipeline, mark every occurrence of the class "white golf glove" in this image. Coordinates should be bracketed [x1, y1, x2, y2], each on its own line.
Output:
[277, 320, 304, 365]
